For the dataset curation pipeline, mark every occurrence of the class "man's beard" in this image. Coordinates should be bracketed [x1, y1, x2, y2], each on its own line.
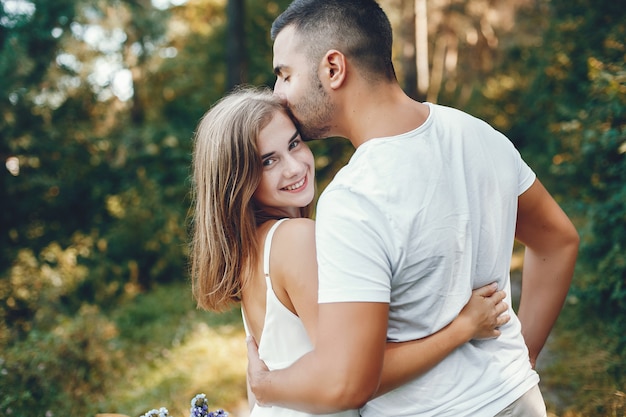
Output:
[291, 75, 335, 141]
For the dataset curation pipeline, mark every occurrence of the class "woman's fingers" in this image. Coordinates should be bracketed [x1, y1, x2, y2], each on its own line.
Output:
[472, 282, 498, 297]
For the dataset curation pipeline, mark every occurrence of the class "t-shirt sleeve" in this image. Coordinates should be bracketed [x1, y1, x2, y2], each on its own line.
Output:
[515, 149, 536, 196]
[315, 188, 391, 304]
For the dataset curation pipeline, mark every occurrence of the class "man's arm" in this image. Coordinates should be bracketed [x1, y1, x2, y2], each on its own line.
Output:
[515, 179, 579, 367]
[247, 301, 388, 413]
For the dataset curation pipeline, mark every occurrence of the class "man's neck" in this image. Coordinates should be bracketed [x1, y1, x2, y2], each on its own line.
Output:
[341, 84, 430, 148]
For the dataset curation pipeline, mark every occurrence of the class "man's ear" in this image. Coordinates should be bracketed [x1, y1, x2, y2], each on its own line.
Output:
[321, 50, 347, 89]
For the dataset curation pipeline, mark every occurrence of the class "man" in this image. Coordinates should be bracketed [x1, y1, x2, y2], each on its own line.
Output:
[247, 0, 580, 415]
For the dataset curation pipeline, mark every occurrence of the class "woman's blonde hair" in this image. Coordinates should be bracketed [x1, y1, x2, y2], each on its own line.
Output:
[190, 86, 311, 311]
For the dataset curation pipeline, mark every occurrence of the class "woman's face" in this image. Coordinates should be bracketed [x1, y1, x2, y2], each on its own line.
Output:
[253, 109, 315, 218]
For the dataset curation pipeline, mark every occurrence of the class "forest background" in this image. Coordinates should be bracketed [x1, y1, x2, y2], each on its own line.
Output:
[0, 0, 624, 416]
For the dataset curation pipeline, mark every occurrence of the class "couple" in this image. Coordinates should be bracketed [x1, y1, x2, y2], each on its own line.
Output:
[189, 0, 579, 416]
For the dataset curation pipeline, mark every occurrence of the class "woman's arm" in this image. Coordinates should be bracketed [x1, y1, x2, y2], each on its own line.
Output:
[377, 283, 510, 396]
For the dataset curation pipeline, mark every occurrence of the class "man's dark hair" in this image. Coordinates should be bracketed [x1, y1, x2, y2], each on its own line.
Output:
[271, 0, 396, 82]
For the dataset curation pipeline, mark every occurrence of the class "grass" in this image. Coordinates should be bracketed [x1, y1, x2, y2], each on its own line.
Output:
[97, 283, 249, 417]
[511, 246, 625, 417]
[538, 303, 626, 417]
[93, 265, 625, 417]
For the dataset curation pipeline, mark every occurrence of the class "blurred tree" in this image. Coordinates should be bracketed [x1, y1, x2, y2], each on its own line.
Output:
[2, 0, 623, 413]
[384, 0, 534, 107]
[474, 0, 625, 409]
[311, 0, 537, 193]
[0, 1, 292, 413]
[226, 0, 246, 89]
[1, 0, 84, 337]
[0, 0, 296, 337]
[540, 0, 626, 362]
[385, 0, 418, 98]
[1, 0, 76, 273]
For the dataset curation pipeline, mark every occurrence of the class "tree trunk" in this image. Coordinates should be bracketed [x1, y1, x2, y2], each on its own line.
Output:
[397, 0, 418, 99]
[226, 0, 246, 90]
[414, 0, 429, 98]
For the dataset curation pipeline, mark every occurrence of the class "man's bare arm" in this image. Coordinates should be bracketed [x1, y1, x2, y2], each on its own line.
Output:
[515, 179, 579, 367]
[247, 302, 388, 413]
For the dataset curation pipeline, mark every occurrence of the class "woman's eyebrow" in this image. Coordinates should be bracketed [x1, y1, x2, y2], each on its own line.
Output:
[287, 130, 299, 143]
[261, 131, 299, 159]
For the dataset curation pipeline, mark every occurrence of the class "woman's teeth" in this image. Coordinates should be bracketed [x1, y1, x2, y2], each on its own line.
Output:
[284, 178, 305, 191]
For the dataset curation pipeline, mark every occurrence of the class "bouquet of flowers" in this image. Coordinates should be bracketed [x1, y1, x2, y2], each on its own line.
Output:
[140, 393, 227, 417]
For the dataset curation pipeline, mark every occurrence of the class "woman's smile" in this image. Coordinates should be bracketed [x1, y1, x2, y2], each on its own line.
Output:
[282, 175, 307, 191]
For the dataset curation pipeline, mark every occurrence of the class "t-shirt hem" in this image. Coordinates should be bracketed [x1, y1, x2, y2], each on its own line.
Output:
[470, 374, 540, 417]
[319, 289, 389, 304]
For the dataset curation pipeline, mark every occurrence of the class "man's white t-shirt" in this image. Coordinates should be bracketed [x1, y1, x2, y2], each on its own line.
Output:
[315, 103, 538, 416]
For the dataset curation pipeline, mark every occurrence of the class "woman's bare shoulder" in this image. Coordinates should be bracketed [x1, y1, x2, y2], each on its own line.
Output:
[271, 218, 317, 279]
[272, 218, 315, 252]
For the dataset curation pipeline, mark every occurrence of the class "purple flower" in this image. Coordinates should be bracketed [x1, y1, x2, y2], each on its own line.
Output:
[140, 407, 169, 417]
[139, 394, 227, 417]
[190, 393, 228, 417]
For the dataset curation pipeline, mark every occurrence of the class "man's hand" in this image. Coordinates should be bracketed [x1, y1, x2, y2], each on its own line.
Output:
[243, 302, 387, 412]
[246, 336, 270, 406]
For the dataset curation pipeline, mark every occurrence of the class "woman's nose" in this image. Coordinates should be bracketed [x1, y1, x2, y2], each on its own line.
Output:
[284, 155, 302, 177]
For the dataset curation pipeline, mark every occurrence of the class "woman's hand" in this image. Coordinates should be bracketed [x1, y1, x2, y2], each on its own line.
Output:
[458, 283, 510, 340]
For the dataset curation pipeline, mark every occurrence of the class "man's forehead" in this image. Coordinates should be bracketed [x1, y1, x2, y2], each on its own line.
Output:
[274, 24, 297, 44]
[273, 26, 300, 61]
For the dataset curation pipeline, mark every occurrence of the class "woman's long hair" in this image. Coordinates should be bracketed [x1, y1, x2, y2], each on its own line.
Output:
[190, 86, 311, 311]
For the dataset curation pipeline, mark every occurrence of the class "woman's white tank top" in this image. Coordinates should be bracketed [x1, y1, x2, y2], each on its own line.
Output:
[243, 219, 359, 417]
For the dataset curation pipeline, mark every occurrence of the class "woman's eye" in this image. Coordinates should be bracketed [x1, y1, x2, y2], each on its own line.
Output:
[262, 158, 275, 167]
[289, 139, 300, 150]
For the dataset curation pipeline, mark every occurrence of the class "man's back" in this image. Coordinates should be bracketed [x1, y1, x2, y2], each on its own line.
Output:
[316, 103, 538, 416]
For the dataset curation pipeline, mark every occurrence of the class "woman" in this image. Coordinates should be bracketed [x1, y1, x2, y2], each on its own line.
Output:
[189, 86, 509, 416]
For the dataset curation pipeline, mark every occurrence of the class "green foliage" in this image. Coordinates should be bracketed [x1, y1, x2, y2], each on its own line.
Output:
[0, 234, 95, 340]
[0, 2, 285, 415]
[521, 0, 626, 357]
[111, 281, 242, 351]
[477, 0, 626, 406]
[461, 0, 625, 410]
[541, 305, 626, 416]
[0, 0, 288, 338]
[563, 59, 626, 356]
[0, 282, 245, 417]
[1, 0, 625, 414]
[1, 0, 77, 269]
[102, 283, 245, 416]
[0, 305, 122, 417]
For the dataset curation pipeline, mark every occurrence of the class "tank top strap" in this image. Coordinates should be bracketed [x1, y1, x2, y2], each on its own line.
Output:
[241, 306, 251, 337]
[263, 218, 288, 290]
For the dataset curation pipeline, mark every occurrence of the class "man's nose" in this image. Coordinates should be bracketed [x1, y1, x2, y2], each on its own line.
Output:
[273, 81, 286, 102]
